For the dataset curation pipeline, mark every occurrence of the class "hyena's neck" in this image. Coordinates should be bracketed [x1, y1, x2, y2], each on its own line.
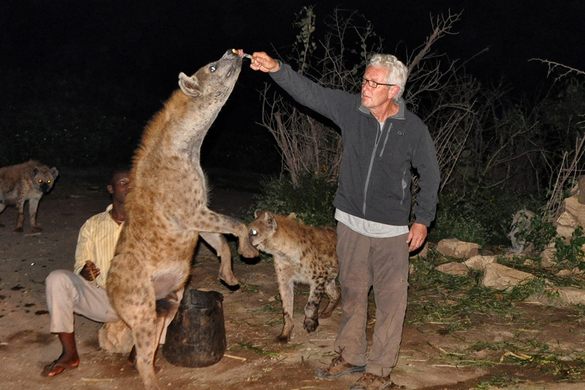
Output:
[141, 91, 222, 158]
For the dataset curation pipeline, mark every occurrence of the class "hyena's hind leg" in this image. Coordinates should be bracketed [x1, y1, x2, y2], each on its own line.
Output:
[131, 315, 160, 390]
[319, 277, 340, 318]
[200, 232, 239, 286]
[303, 280, 326, 333]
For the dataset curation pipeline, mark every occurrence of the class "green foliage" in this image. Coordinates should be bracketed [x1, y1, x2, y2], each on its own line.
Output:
[430, 190, 532, 246]
[515, 212, 557, 253]
[408, 255, 551, 332]
[554, 227, 585, 268]
[253, 174, 336, 227]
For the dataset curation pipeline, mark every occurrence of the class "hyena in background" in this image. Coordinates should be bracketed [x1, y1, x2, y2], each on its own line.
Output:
[0, 160, 59, 232]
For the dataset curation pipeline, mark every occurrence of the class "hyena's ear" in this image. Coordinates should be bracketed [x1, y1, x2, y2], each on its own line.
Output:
[50, 167, 59, 178]
[178, 72, 201, 97]
[261, 211, 277, 229]
[286, 212, 297, 220]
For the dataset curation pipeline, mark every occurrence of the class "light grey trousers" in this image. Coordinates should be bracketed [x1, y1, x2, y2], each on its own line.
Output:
[45, 269, 178, 343]
[334, 222, 409, 377]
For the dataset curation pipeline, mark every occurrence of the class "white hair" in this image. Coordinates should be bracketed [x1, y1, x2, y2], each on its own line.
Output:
[367, 54, 408, 99]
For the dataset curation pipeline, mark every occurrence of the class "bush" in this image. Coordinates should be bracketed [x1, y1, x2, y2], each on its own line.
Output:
[554, 227, 585, 268]
[252, 174, 336, 227]
[429, 190, 539, 246]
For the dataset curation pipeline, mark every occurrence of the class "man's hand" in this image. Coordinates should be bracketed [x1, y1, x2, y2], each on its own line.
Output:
[249, 51, 281, 73]
[407, 223, 428, 252]
[80, 261, 100, 281]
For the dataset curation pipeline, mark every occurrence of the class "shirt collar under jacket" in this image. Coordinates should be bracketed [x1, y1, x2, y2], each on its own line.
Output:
[358, 96, 406, 121]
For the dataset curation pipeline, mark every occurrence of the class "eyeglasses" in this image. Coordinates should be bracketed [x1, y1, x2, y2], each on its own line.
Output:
[362, 78, 395, 89]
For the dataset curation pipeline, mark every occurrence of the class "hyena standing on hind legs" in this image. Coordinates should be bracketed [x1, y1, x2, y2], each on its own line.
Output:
[106, 50, 258, 390]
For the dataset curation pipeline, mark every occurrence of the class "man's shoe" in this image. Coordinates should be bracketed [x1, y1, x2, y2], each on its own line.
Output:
[349, 372, 404, 390]
[315, 354, 365, 379]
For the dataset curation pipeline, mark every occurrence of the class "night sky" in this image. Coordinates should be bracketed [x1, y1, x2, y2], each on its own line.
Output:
[2, 0, 584, 172]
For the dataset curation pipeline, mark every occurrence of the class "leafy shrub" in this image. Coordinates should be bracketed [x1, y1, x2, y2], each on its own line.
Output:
[554, 227, 585, 268]
[429, 190, 532, 246]
[252, 174, 336, 227]
[516, 213, 557, 253]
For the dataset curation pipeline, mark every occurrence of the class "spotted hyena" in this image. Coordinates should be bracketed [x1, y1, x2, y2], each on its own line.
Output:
[248, 210, 340, 343]
[106, 50, 258, 390]
[0, 160, 59, 232]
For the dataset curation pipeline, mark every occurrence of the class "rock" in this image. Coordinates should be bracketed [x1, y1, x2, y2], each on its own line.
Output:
[564, 196, 585, 227]
[508, 209, 536, 253]
[464, 255, 497, 271]
[556, 224, 576, 239]
[556, 211, 578, 227]
[436, 238, 480, 259]
[540, 247, 557, 268]
[436, 262, 469, 276]
[481, 263, 534, 290]
[554, 287, 585, 306]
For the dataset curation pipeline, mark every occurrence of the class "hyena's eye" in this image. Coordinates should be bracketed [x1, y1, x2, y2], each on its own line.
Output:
[209, 64, 217, 73]
[38, 179, 43, 184]
[250, 228, 257, 236]
[47, 180, 51, 184]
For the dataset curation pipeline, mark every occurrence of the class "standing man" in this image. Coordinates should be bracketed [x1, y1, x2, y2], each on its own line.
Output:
[42, 167, 131, 377]
[248, 51, 440, 389]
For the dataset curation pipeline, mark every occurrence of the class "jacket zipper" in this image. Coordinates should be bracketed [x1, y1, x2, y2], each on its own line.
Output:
[362, 121, 392, 215]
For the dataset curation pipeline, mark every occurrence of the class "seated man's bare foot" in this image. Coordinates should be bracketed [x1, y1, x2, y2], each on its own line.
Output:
[41, 357, 80, 377]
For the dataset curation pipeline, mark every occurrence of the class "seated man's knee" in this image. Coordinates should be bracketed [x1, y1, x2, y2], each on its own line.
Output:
[45, 269, 74, 290]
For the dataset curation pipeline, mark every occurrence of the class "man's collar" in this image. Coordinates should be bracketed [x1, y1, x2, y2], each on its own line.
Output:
[358, 97, 406, 120]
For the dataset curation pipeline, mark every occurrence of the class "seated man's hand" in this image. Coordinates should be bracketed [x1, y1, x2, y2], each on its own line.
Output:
[80, 261, 100, 281]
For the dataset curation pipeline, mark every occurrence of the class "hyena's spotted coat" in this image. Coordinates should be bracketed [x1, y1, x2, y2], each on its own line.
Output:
[106, 51, 258, 390]
[0, 160, 58, 232]
[248, 210, 340, 343]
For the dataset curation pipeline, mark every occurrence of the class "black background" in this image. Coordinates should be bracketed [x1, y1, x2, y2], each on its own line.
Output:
[2, 0, 584, 173]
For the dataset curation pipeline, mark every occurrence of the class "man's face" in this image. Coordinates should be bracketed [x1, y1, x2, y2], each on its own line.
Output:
[107, 171, 130, 204]
[360, 65, 395, 110]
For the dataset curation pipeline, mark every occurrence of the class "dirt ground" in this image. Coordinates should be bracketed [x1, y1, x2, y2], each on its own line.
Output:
[1, 170, 585, 390]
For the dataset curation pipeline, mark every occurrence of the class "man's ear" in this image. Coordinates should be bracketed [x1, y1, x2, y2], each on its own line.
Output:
[178, 72, 201, 97]
[388, 85, 400, 100]
[107, 184, 114, 195]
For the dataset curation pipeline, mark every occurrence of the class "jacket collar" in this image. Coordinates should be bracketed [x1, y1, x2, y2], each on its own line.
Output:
[358, 97, 406, 121]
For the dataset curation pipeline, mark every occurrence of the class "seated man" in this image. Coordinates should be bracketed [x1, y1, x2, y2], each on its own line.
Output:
[42, 167, 158, 377]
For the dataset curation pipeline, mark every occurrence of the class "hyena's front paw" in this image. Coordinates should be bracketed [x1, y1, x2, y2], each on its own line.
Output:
[14, 226, 24, 233]
[31, 226, 43, 233]
[303, 317, 319, 333]
[238, 239, 259, 258]
[276, 334, 290, 344]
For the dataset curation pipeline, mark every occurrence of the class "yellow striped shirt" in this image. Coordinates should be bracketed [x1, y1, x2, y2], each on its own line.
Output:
[73, 204, 124, 288]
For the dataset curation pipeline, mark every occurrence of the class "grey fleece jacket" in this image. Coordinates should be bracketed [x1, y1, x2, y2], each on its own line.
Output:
[270, 63, 440, 227]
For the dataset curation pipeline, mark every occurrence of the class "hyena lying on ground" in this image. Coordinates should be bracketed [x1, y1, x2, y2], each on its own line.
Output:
[248, 210, 340, 343]
[0, 160, 59, 232]
[106, 50, 258, 390]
